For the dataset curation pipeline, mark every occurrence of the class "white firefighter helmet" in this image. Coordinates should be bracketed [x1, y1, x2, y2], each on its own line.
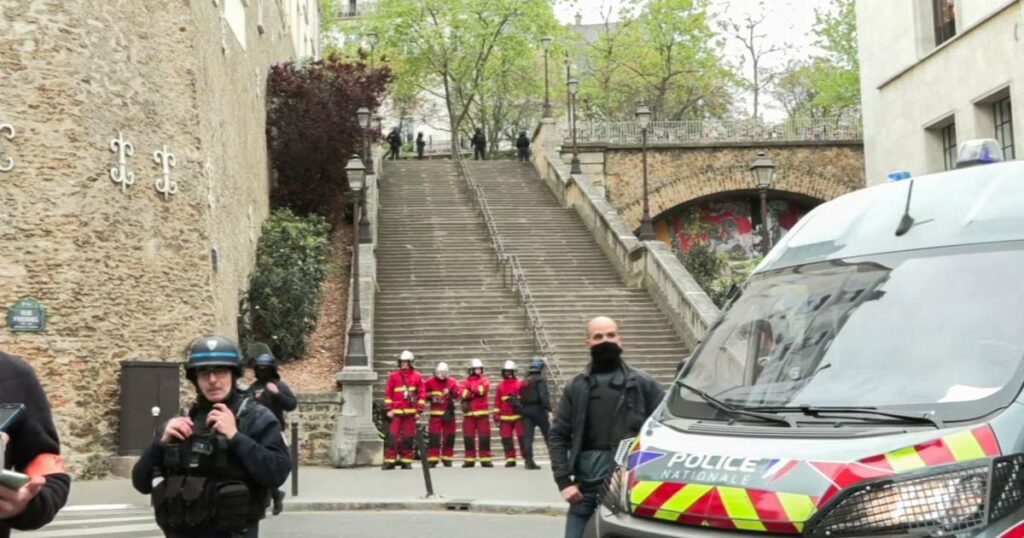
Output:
[469, 358, 484, 370]
[436, 361, 449, 374]
[398, 350, 415, 366]
[502, 360, 516, 371]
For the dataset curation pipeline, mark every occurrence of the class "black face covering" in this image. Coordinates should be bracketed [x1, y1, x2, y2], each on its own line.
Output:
[589, 341, 623, 373]
[255, 368, 274, 383]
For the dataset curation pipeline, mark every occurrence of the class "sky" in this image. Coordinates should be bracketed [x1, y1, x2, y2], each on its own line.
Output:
[553, 0, 836, 120]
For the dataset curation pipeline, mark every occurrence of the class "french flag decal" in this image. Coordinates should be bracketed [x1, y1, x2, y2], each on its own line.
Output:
[762, 459, 799, 481]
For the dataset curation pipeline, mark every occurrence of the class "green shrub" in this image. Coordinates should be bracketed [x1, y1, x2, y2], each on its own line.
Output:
[238, 209, 331, 362]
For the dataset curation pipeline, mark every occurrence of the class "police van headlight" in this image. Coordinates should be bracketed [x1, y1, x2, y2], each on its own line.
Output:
[808, 455, 1024, 536]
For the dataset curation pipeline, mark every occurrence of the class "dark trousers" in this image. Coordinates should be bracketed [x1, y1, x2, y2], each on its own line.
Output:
[417, 145, 425, 159]
[389, 145, 400, 159]
[521, 405, 550, 459]
[517, 148, 530, 161]
[564, 485, 601, 538]
[473, 146, 485, 160]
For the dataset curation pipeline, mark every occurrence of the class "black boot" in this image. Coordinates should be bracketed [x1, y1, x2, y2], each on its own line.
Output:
[443, 461, 453, 467]
[481, 460, 494, 468]
[505, 460, 516, 468]
[462, 461, 476, 468]
[382, 462, 396, 470]
[401, 462, 413, 470]
[272, 489, 285, 515]
[525, 458, 541, 470]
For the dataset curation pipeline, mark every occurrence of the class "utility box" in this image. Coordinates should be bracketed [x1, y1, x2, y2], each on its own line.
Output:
[118, 360, 180, 456]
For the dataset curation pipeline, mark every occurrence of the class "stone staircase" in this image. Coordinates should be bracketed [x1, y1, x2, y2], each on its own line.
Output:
[464, 160, 689, 387]
[374, 160, 536, 403]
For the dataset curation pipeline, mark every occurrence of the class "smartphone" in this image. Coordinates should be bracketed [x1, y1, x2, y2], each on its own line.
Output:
[0, 404, 25, 432]
[0, 470, 30, 490]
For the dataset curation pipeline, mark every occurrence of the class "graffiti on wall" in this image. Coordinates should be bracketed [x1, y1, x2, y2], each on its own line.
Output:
[667, 198, 812, 260]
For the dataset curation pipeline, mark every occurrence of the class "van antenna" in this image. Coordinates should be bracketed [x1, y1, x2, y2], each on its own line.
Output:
[894, 179, 916, 236]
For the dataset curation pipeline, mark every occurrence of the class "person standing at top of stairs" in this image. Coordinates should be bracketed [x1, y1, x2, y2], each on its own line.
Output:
[471, 128, 487, 160]
[459, 359, 494, 467]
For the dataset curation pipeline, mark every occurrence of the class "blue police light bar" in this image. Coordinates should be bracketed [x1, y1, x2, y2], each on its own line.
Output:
[956, 139, 1004, 168]
[888, 171, 912, 182]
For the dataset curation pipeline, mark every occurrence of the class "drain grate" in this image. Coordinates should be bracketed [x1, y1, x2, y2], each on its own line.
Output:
[444, 500, 472, 511]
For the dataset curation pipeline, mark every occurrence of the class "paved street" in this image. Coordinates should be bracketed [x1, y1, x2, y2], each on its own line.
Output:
[14, 507, 564, 537]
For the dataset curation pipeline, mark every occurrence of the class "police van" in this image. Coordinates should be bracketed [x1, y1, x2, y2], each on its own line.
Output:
[590, 141, 1024, 537]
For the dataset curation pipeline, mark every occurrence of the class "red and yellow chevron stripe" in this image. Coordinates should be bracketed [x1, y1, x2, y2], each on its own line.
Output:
[628, 425, 1001, 533]
[629, 481, 817, 533]
[814, 425, 1000, 503]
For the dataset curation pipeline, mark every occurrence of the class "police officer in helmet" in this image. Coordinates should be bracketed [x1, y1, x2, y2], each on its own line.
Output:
[244, 343, 296, 516]
[131, 336, 291, 537]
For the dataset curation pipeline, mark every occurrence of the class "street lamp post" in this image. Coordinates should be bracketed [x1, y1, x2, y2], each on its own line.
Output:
[749, 151, 777, 255]
[355, 109, 373, 244]
[541, 36, 553, 118]
[636, 103, 656, 241]
[344, 155, 368, 367]
[357, 106, 373, 175]
[367, 31, 377, 73]
[568, 77, 582, 174]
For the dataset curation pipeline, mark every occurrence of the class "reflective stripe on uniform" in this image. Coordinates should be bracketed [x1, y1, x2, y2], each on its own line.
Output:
[499, 415, 521, 421]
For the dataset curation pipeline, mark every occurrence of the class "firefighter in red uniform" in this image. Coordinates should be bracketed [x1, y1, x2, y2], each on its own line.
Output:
[383, 350, 425, 470]
[424, 362, 459, 468]
[459, 358, 493, 468]
[495, 360, 527, 467]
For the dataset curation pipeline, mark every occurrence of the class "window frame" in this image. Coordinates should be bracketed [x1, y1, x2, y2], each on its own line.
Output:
[941, 122, 958, 171]
[994, 97, 1015, 160]
[932, 0, 957, 46]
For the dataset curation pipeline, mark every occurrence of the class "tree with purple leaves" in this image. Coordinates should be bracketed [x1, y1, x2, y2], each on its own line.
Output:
[266, 53, 394, 215]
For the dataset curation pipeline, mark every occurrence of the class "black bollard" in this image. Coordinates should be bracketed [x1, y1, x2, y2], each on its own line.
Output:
[291, 422, 299, 497]
[417, 425, 434, 498]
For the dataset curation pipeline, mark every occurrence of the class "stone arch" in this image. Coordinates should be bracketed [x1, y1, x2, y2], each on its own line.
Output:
[601, 142, 865, 230]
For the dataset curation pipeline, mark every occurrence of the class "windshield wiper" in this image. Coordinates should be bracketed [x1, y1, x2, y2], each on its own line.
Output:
[741, 405, 944, 429]
[678, 383, 796, 427]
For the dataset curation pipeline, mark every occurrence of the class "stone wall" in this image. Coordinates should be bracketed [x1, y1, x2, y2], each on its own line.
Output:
[0, 0, 300, 474]
[292, 392, 343, 466]
[566, 142, 866, 230]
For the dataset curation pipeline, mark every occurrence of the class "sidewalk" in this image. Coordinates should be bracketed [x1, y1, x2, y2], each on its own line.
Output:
[68, 464, 568, 515]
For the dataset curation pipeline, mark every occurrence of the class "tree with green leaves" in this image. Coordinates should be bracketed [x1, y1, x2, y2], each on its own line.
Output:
[771, 0, 859, 119]
[360, 0, 560, 151]
[720, 2, 784, 121]
[577, 0, 734, 121]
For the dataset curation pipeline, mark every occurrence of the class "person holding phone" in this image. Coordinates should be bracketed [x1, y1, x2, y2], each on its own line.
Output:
[131, 336, 290, 538]
[0, 351, 70, 538]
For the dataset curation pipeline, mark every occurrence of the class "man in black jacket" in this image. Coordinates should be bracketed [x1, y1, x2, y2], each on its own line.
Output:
[244, 343, 297, 516]
[132, 336, 290, 538]
[0, 351, 70, 538]
[549, 317, 664, 538]
[515, 131, 531, 162]
[520, 357, 551, 470]
[471, 128, 487, 160]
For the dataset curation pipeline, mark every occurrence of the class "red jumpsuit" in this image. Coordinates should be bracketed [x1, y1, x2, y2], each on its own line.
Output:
[459, 373, 492, 463]
[383, 368, 425, 465]
[424, 375, 459, 464]
[495, 376, 526, 463]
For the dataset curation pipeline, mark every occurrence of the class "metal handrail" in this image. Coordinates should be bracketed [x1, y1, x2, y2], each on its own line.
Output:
[569, 116, 863, 144]
[454, 150, 567, 388]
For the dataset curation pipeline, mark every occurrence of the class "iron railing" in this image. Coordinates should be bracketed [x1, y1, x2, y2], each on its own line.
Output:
[569, 116, 863, 144]
[453, 150, 567, 388]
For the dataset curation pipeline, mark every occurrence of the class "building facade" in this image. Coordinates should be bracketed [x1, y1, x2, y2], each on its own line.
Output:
[0, 0, 317, 474]
[858, 0, 1024, 184]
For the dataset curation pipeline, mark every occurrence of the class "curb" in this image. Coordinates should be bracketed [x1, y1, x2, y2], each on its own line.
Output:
[283, 498, 567, 516]
[66, 499, 568, 517]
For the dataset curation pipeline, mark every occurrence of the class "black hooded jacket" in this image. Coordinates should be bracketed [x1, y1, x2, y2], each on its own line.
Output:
[248, 378, 297, 430]
[0, 352, 71, 538]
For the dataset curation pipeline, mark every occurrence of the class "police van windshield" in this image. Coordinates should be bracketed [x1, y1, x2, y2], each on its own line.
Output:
[669, 240, 1024, 425]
